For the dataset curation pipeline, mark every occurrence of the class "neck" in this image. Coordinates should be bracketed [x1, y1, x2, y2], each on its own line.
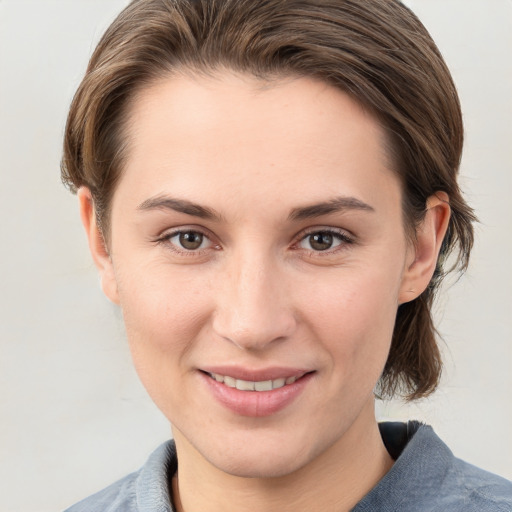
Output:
[171, 402, 393, 512]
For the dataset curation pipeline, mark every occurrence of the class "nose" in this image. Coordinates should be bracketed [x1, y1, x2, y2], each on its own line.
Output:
[212, 253, 297, 351]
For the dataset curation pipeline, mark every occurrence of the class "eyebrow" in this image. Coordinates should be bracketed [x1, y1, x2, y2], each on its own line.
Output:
[288, 196, 375, 221]
[137, 196, 223, 221]
[137, 194, 375, 222]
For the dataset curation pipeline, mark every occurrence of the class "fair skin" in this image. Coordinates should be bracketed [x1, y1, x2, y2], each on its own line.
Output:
[79, 72, 450, 512]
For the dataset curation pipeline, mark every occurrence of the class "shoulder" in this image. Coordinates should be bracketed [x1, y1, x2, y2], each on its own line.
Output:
[442, 456, 512, 512]
[63, 440, 177, 512]
[63, 470, 139, 512]
[415, 423, 512, 511]
[354, 422, 512, 512]
[412, 422, 512, 511]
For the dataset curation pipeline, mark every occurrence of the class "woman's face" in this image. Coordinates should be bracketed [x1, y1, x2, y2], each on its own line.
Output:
[96, 72, 420, 478]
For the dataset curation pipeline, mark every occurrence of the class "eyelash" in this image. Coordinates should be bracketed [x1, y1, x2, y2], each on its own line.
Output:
[155, 227, 354, 257]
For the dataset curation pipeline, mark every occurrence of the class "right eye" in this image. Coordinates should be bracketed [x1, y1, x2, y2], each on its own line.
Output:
[158, 229, 216, 255]
[171, 231, 208, 250]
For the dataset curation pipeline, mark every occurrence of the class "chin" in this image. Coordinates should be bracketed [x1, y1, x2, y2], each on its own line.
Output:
[209, 448, 311, 479]
[189, 426, 326, 479]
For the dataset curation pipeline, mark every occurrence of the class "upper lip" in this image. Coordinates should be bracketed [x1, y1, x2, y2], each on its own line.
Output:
[200, 366, 312, 382]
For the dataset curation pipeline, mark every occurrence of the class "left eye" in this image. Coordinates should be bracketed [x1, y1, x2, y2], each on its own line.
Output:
[168, 230, 211, 251]
[298, 231, 349, 251]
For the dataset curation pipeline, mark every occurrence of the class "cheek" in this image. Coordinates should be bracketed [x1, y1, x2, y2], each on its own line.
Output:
[113, 262, 211, 399]
[300, 265, 401, 379]
[117, 259, 208, 338]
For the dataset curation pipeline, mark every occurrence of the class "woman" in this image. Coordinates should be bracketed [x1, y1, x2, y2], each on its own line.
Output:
[61, 0, 512, 510]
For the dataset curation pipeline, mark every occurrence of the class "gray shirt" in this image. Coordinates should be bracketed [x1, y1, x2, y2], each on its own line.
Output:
[64, 422, 512, 511]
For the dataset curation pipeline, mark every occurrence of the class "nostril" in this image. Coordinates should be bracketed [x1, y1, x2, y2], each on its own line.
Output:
[212, 307, 297, 352]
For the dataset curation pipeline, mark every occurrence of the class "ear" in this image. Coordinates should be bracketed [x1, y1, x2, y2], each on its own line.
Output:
[78, 187, 120, 304]
[398, 192, 451, 304]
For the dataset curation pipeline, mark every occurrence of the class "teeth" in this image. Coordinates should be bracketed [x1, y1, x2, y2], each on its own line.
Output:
[255, 380, 273, 391]
[224, 375, 236, 388]
[209, 373, 301, 391]
[272, 377, 286, 388]
[236, 379, 255, 391]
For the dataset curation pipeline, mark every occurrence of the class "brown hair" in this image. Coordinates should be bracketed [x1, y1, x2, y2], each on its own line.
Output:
[61, 0, 476, 400]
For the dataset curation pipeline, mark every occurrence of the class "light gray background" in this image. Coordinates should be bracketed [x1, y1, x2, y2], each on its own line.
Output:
[0, 1, 511, 511]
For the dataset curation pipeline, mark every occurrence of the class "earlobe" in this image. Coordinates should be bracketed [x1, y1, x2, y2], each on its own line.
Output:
[399, 192, 451, 304]
[78, 187, 120, 304]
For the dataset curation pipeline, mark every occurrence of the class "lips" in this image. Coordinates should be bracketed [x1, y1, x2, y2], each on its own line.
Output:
[200, 367, 314, 417]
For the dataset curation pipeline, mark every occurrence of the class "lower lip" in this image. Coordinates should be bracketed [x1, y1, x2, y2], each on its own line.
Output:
[200, 372, 314, 417]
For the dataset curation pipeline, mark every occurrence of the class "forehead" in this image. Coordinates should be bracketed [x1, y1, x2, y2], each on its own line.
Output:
[116, 71, 400, 219]
[126, 71, 386, 156]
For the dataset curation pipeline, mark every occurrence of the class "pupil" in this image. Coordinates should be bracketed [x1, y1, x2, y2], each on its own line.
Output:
[310, 232, 332, 251]
[179, 232, 203, 250]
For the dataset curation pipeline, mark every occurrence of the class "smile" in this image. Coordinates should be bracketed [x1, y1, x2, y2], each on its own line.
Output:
[208, 372, 300, 391]
[201, 369, 314, 416]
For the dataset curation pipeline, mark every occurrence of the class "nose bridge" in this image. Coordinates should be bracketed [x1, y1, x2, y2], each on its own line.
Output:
[213, 248, 296, 350]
